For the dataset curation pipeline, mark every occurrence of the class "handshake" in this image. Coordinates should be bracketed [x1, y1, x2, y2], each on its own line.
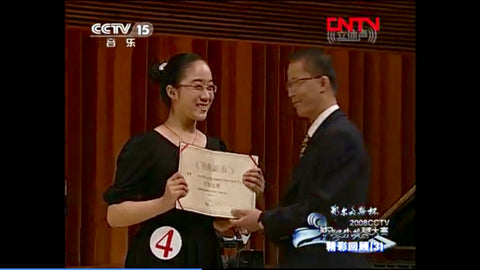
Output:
[214, 208, 264, 234]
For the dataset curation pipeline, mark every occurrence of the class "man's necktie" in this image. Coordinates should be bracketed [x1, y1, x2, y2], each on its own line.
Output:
[300, 134, 310, 158]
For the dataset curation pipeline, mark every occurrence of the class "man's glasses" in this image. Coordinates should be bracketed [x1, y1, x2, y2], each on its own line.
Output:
[286, 75, 325, 89]
[177, 83, 217, 93]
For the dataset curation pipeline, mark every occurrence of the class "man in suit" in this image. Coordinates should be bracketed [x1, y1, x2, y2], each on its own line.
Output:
[231, 48, 371, 268]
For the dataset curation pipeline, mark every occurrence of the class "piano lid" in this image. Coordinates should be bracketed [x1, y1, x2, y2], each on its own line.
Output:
[363, 185, 415, 268]
[381, 185, 416, 247]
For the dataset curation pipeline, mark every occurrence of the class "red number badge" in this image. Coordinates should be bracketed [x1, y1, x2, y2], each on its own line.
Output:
[149, 226, 182, 260]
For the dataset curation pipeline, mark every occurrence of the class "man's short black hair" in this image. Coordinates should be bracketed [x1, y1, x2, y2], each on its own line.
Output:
[289, 48, 338, 93]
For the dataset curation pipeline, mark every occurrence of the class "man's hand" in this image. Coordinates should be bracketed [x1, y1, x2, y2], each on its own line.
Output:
[230, 208, 264, 233]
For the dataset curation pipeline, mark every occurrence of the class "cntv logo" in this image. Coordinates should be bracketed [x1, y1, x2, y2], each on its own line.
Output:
[326, 17, 380, 32]
[326, 17, 380, 44]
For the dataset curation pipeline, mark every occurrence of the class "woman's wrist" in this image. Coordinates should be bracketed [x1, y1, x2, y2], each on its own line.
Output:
[156, 196, 174, 213]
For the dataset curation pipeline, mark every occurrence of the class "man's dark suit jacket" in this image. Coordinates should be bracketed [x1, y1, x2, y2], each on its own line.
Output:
[260, 109, 371, 268]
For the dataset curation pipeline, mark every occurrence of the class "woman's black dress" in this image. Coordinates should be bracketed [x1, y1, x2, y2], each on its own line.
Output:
[103, 130, 227, 268]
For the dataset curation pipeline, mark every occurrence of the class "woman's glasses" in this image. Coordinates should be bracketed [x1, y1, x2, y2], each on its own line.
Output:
[177, 83, 217, 93]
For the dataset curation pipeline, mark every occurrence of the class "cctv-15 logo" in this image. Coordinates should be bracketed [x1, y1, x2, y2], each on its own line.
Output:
[90, 22, 153, 38]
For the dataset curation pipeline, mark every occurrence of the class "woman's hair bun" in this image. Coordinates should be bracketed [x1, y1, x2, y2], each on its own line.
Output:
[149, 61, 168, 82]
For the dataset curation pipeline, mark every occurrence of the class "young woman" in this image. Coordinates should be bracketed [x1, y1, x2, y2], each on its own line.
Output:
[103, 53, 264, 268]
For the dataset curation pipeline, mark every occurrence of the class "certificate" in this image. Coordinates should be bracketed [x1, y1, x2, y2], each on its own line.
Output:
[176, 142, 258, 218]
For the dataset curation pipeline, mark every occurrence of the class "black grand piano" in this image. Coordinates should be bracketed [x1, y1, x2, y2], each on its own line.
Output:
[364, 185, 416, 268]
